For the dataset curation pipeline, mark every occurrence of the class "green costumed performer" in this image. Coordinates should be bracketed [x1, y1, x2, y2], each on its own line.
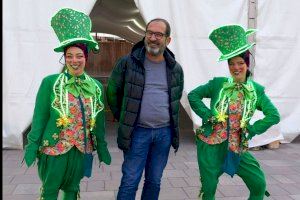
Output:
[23, 8, 111, 200]
[188, 24, 280, 200]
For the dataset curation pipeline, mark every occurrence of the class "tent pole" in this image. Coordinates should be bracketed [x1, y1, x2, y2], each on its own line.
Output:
[248, 0, 257, 76]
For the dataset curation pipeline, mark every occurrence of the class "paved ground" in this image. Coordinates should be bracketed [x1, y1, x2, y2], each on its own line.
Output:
[3, 122, 300, 200]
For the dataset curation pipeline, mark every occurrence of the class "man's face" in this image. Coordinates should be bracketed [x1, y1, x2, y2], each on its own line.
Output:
[144, 21, 171, 56]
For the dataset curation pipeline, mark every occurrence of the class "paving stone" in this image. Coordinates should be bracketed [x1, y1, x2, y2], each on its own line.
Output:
[3, 160, 24, 168]
[80, 191, 115, 200]
[159, 187, 189, 199]
[279, 184, 300, 195]
[266, 175, 281, 185]
[184, 161, 198, 169]
[3, 143, 300, 200]
[163, 169, 188, 178]
[24, 166, 38, 175]
[80, 181, 87, 192]
[183, 168, 199, 177]
[183, 186, 200, 199]
[215, 197, 247, 200]
[215, 189, 225, 197]
[3, 194, 40, 200]
[217, 185, 249, 197]
[5, 153, 24, 161]
[165, 162, 174, 170]
[263, 166, 299, 175]
[184, 155, 198, 162]
[171, 162, 189, 170]
[11, 174, 41, 184]
[184, 177, 200, 187]
[231, 176, 245, 185]
[161, 178, 172, 188]
[291, 167, 300, 174]
[271, 175, 296, 184]
[168, 177, 188, 187]
[184, 199, 199, 200]
[271, 196, 294, 200]
[3, 176, 14, 185]
[87, 180, 105, 192]
[267, 184, 290, 196]
[134, 189, 143, 200]
[4, 150, 23, 156]
[3, 185, 16, 195]
[104, 179, 120, 191]
[285, 174, 300, 183]
[87, 170, 111, 181]
[3, 167, 27, 176]
[13, 183, 41, 195]
[262, 160, 295, 167]
[104, 164, 122, 172]
[110, 170, 122, 180]
[290, 194, 300, 200]
[169, 155, 189, 162]
[219, 175, 237, 185]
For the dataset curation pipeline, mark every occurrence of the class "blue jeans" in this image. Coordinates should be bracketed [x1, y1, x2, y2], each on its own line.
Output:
[117, 126, 172, 200]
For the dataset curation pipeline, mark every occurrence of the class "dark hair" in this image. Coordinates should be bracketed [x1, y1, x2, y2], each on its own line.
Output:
[146, 18, 171, 37]
[64, 43, 89, 61]
[228, 50, 253, 78]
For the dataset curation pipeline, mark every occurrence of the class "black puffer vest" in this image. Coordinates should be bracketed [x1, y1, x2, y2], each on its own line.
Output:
[107, 40, 184, 151]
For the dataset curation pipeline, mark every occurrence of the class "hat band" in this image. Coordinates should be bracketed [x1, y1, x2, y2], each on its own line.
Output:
[60, 37, 94, 45]
[219, 43, 255, 61]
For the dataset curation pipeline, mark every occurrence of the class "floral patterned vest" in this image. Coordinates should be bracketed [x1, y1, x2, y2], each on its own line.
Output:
[42, 72, 103, 155]
[199, 91, 247, 153]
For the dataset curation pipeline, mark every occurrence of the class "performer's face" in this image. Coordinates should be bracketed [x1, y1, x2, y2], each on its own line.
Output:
[65, 46, 86, 76]
[228, 56, 248, 83]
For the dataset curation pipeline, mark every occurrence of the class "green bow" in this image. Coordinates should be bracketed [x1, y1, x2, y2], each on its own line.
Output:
[222, 81, 255, 101]
[65, 76, 95, 98]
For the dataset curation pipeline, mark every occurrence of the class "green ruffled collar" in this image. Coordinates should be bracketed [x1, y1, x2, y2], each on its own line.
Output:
[213, 77, 257, 128]
[63, 70, 96, 98]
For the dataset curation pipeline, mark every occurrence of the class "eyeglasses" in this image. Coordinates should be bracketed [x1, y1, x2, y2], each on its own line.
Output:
[145, 31, 166, 40]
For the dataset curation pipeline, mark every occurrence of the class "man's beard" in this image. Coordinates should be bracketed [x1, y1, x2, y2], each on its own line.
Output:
[144, 41, 166, 56]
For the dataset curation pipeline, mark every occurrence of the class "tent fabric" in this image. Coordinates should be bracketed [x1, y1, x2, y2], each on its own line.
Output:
[3, 0, 300, 149]
[135, 0, 299, 146]
[3, 0, 97, 148]
[253, 0, 300, 144]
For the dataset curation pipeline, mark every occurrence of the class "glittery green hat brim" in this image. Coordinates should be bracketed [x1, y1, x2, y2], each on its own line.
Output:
[54, 37, 99, 52]
[218, 42, 255, 61]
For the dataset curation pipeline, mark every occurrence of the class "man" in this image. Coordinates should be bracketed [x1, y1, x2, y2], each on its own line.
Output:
[106, 18, 184, 200]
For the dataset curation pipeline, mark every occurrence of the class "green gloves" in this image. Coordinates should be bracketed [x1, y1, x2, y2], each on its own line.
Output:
[24, 143, 39, 167]
[97, 146, 111, 165]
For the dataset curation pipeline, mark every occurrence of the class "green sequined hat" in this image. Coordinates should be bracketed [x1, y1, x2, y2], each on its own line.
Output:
[51, 8, 99, 52]
[209, 24, 257, 61]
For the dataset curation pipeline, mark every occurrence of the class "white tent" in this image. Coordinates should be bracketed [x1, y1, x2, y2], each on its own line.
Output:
[3, 0, 300, 149]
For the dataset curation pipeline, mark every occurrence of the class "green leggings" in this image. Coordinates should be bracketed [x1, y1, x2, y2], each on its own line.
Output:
[197, 139, 268, 200]
[38, 147, 84, 200]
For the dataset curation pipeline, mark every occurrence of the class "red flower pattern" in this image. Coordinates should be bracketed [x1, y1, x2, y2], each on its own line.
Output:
[43, 93, 94, 155]
[199, 91, 246, 153]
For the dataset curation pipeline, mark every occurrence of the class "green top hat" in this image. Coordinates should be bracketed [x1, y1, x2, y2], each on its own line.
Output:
[209, 24, 257, 61]
[51, 8, 99, 52]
